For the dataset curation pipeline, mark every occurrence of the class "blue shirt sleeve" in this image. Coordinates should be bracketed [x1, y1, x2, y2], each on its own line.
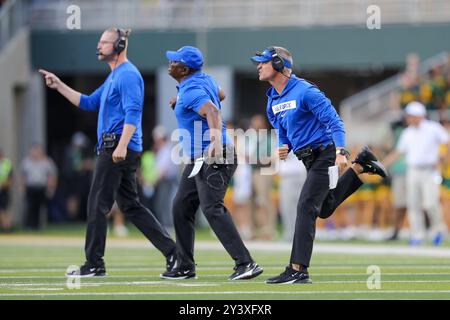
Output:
[267, 103, 292, 151]
[118, 71, 144, 127]
[304, 87, 346, 147]
[183, 85, 212, 113]
[79, 83, 105, 112]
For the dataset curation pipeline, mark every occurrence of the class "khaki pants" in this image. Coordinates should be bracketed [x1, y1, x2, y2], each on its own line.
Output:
[252, 171, 276, 240]
[406, 167, 445, 241]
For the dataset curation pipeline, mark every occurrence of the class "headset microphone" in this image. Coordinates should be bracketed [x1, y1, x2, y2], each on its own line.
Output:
[96, 48, 115, 58]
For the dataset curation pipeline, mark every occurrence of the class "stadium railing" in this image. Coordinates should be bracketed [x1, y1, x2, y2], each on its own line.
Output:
[340, 51, 449, 145]
[27, 0, 450, 31]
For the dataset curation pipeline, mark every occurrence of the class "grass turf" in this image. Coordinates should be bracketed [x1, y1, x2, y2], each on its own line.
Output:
[1, 229, 450, 300]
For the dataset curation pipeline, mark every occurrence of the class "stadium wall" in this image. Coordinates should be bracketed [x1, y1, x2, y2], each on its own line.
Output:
[30, 23, 450, 72]
[0, 28, 46, 225]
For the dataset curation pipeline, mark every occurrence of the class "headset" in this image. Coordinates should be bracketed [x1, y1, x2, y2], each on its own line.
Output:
[96, 28, 128, 57]
[113, 28, 127, 54]
[266, 47, 286, 72]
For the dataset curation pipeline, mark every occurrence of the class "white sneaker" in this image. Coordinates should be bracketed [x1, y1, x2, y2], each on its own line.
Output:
[114, 225, 129, 237]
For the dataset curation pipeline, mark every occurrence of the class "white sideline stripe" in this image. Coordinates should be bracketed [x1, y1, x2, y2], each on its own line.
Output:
[2, 266, 450, 274]
[3, 279, 450, 287]
[3, 272, 450, 278]
[14, 288, 65, 291]
[2, 290, 450, 297]
[1, 281, 218, 288]
[2, 236, 450, 257]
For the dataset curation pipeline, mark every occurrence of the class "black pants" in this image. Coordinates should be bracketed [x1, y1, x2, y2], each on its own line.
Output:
[292, 144, 363, 267]
[0, 188, 10, 210]
[173, 161, 253, 270]
[85, 148, 176, 266]
[24, 186, 47, 229]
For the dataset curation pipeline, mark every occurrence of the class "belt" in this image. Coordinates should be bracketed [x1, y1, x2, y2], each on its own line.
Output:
[294, 142, 333, 159]
[96, 133, 121, 153]
[293, 142, 334, 170]
[190, 145, 236, 163]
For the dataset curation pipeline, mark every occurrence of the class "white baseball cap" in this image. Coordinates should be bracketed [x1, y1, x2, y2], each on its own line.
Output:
[405, 101, 426, 117]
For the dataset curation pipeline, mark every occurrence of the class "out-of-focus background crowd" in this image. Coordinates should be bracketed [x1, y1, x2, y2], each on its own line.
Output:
[1, 0, 450, 245]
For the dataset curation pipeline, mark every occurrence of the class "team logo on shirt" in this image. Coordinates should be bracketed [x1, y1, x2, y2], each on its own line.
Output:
[272, 100, 296, 114]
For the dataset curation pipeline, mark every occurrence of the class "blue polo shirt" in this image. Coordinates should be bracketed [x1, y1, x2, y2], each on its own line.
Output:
[266, 75, 345, 152]
[173, 71, 232, 158]
[79, 61, 144, 152]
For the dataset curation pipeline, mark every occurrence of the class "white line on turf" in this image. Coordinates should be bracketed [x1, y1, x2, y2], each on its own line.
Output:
[2, 265, 450, 273]
[2, 279, 450, 287]
[2, 290, 450, 297]
[2, 237, 450, 257]
[3, 272, 450, 278]
[13, 288, 65, 291]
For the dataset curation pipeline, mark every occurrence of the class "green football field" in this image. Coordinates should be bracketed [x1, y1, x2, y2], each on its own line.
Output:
[1, 228, 450, 300]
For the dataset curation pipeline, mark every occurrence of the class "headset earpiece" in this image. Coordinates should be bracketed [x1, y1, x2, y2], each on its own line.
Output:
[114, 28, 126, 54]
[267, 47, 285, 72]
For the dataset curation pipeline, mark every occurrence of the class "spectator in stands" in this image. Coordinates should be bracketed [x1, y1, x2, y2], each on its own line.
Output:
[0, 148, 13, 232]
[152, 125, 178, 229]
[138, 147, 157, 214]
[230, 120, 253, 240]
[441, 120, 450, 229]
[384, 101, 449, 245]
[278, 152, 306, 242]
[248, 114, 276, 240]
[386, 120, 408, 240]
[64, 131, 93, 221]
[444, 65, 450, 121]
[405, 53, 420, 82]
[398, 72, 420, 110]
[20, 143, 57, 230]
[420, 65, 446, 115]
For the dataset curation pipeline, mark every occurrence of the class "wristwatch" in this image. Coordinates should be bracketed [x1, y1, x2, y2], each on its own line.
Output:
[336, 148, 350, 159]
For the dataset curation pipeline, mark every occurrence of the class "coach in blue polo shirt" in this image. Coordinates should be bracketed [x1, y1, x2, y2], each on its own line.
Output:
[160, 46, 263, 281]
[251, 46, 388, 284]
[39, 27, 177, 277]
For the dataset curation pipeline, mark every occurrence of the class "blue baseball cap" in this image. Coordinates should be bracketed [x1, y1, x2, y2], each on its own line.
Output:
[250, 48, 292, 68]
[166, 46, 204, 70]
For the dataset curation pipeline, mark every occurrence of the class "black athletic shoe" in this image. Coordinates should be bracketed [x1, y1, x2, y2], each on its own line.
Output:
[66, 263, 107, 277]
[352, 146, 388, 178]
[229, 262, 264, 280]
[166, 252, 178, 272]
[386, 232, 399, 241]
[266, 266, 312, 284]
[160, 268, 196, 280]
